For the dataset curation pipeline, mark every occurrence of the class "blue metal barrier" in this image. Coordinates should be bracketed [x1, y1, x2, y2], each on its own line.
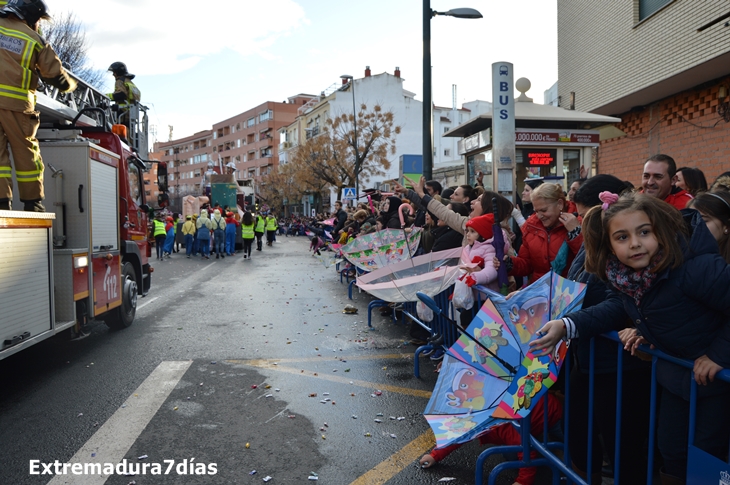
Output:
[436, 287, 730, 484]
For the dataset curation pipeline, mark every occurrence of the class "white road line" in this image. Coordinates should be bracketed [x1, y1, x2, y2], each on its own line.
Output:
[136, 296, 158, 310]
[47, 361, 192, 485]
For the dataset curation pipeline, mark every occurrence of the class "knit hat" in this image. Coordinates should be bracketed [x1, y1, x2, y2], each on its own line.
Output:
[465, 214, 495, 240]
[524, 178, 545, 190]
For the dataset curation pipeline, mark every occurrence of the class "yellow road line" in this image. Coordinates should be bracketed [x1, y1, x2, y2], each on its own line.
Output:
[232, 362, 432, 399]
[349, 431, 436, 485]
[227, 353, 412, 367]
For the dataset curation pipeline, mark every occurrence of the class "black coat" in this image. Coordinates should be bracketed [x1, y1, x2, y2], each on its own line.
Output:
[567, 245, 651, 374]
[431, 226, 464, 252]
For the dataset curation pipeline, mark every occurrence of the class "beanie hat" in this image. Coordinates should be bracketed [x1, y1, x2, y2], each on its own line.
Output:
[465, 214, 495, 241]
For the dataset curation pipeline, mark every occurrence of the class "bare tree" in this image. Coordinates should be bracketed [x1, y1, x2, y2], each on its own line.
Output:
[42, 12, 105, 89]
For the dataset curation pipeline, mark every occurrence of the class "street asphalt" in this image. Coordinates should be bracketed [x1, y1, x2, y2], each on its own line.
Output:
[0, 236, 559, 484]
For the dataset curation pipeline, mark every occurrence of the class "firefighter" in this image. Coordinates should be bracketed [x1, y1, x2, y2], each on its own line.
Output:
[107, 61, 141, 130]
[0, 0, 76, 212]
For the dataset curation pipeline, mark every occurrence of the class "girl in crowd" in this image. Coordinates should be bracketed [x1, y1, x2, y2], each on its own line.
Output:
[499, 183, 582, 283]
[531, 192, 730, 484]
[461, 214, 510, 293]
[675, 167, 707, 197]
[566, 175, 651, 484]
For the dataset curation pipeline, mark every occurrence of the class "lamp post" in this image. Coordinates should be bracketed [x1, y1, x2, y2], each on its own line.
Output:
[423, 3, 482, 181]
[340, 74, 358, 205]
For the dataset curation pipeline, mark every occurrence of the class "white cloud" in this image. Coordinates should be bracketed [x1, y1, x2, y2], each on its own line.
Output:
[59, 0, 308, 75]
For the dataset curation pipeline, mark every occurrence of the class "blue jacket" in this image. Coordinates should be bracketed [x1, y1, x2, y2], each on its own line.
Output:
[567, 244, 650, 374]
[567, 210, 730, 395]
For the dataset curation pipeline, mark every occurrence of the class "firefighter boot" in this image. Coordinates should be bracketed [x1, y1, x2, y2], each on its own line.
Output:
[24, 200, 45, 212]
[0, 199, 10, 210]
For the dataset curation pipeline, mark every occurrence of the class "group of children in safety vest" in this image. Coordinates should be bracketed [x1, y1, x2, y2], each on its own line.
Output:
[155, 206, 279, 261]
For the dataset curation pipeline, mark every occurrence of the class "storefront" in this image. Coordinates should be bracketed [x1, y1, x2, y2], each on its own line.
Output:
[444, 88, 620, 200]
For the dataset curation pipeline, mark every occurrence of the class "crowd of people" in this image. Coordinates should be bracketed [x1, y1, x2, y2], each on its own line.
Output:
[310, 154, 728, 485]
[151, 202, 280, 261]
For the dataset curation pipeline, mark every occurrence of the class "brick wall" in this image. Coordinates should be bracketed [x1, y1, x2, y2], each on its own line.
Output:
[558, 1, 730, 112]
[598, 77, 730, 184]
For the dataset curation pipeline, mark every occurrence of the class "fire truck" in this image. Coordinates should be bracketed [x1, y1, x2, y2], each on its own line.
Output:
[0, 72, 165, 360]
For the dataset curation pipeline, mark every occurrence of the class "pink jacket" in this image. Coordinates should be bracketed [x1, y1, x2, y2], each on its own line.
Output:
[461, 229, 511, 292]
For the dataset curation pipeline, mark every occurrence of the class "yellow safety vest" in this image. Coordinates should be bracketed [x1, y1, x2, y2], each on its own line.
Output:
[255, 216, 265, 232]
[241, 223, 255, 239]
[266, 216, 277, 231]
[153, 219, 166, 237]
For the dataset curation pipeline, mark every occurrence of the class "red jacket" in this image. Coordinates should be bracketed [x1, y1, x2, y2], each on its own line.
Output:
[509, 213, 583, 283]
[225, 216, 239, 226]
[664, 187, 692, 210]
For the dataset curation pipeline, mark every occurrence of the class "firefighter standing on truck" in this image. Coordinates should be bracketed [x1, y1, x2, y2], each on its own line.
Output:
[107, 61, 140, 131]
[0, 0, 76, 212]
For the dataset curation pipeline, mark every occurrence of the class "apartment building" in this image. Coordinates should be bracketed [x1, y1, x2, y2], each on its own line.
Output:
[154, 96, 316, 202]
[557, 1, 730, 183]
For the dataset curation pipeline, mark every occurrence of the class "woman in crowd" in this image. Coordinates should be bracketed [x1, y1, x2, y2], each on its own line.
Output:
[500, 183, 582, 283]
[675, 167, 707, 196]
[688, 191, 730, 261]
[377, 196, 404, 229]
[520, 178, 544, 219]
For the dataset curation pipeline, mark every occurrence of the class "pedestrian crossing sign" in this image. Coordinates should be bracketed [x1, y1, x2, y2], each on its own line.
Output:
[342, 187, 356, 200]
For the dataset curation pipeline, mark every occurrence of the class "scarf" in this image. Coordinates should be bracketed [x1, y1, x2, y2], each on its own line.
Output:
[605, 252, 663, 306]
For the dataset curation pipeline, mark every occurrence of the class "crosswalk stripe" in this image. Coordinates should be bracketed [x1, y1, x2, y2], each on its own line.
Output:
[47, 361, 192, 485]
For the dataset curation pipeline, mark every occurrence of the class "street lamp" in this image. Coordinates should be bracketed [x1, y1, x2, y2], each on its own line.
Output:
[340, 74, 358, 205]
[423, 3, 482, 181]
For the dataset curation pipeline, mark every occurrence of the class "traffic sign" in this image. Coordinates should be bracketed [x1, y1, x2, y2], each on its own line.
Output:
[342, 187, 356, 200]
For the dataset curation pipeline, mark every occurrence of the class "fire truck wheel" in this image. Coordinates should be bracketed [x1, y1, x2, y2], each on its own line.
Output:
[105, 262, 137, 329]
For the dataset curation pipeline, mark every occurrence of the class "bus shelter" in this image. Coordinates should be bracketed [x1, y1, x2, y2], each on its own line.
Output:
[444, 88, 621, 199]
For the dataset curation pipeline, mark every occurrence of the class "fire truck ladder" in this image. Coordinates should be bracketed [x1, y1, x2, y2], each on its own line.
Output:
[36, 70, 149, 156]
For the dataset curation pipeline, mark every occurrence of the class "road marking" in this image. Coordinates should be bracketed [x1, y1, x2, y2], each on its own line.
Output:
[234, 353, 413, 366]
[228, 359, 432, 399]
[348, 431, 435, 485]
[47, 361, 192, 485]
[136, 296, 158, 310]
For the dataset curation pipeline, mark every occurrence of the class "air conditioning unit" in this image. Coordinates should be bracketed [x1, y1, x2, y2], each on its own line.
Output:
[282, 141, 291, 149]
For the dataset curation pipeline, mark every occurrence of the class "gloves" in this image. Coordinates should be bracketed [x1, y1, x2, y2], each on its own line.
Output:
[511, 207, 526, 227]
[464, 275, 477, 287]
[471, 256, 485, 269]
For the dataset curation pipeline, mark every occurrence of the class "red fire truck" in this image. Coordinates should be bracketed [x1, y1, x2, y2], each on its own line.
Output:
[0, 73, 165, 360]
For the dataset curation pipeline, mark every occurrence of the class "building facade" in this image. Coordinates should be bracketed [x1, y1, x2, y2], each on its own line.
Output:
[557, 0, 730, 183]
[154, 95, 316, 207]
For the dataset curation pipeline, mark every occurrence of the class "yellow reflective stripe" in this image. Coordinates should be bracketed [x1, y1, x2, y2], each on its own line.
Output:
[0, 85, 29, 101]
[0, 167, 11, 179]
[0, 83, 26, 94]
[0, 26, 41, 91]
[15, 169, 41, 176]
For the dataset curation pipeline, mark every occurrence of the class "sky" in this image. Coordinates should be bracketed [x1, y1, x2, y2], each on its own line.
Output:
[59, 0, 558, 144]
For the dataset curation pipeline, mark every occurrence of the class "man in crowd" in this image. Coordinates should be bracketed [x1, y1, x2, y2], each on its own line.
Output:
[332, 200, 347, 237]
[641, 154, 693, 210]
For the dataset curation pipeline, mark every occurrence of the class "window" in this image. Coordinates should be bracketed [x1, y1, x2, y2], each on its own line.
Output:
[443, 126, 450, 133]
[638, 0, 672, 21]
[259, 109, 273, 122]
[444, 149, 451, 157]
[247, 118, 255, 127]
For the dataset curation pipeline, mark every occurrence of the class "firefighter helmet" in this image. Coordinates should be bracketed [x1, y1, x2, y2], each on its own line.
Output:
[108, 62, 135, 79]
[1, 0, 51, 26]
